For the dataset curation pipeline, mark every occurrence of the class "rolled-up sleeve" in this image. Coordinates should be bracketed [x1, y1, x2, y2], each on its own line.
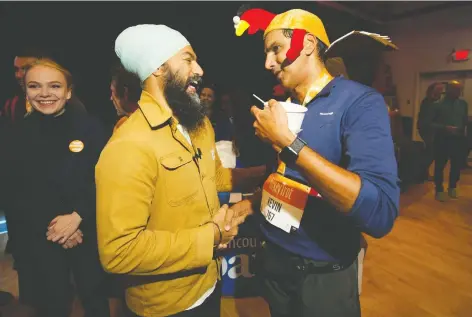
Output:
[95, 138, 214, 275]
[343, 92, 400, 238]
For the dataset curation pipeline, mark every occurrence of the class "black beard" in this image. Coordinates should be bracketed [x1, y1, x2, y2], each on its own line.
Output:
[163, 70, 209, 133]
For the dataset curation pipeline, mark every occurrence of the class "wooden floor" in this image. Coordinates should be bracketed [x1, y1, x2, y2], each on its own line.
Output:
[360, 167, 472, 317]
[1, 167, 471, 317]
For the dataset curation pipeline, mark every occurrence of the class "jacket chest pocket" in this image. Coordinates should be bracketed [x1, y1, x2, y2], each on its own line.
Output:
[160, 151, 200, 207]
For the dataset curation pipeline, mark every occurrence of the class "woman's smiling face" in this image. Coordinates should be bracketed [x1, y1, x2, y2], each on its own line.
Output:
[25, 64, 72, 115]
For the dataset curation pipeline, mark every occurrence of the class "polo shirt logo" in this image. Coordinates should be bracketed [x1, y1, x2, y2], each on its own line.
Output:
[320, 112, 334, 115]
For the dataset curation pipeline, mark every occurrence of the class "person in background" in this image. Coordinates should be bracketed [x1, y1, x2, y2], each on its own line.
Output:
[215, 90, 239, 141]
[228, 88, 275, 170]
[110, 64, 141, 132]
[417, 82, 444, 182]
[212, 87, 269, 191]
[0, 50, 42, 260]
[231, 8, 399, 317]
[0, 50, 38, 122]
[200, 84, 216, 107]
[432, 80, 469, 201]
[200, 83, 217, 117]
[272, 83, 289, 100]
[96, 24, 245, 317]
[0, 58, 110, 317]
[199, 82, 223, 135]
[106, 64, 143, 317]
[214, 87, 274, 205]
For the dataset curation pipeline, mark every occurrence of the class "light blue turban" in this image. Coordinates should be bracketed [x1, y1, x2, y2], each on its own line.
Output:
[115, 24, 190, 82]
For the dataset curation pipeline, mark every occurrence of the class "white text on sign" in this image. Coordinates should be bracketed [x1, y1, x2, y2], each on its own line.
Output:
[268, 179, 294, 200]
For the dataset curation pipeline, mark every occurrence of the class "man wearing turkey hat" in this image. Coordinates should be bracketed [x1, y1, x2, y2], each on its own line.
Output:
[95, 25, 246, 317]
[231, 8, 400, 316]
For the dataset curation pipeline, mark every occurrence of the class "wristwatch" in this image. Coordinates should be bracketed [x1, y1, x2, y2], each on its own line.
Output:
[279, 137, 307, 165]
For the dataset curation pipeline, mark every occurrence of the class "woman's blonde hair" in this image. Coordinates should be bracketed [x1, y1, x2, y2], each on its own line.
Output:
[23, 57, 73, 90]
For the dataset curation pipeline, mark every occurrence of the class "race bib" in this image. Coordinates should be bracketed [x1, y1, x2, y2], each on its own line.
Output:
[260, 173, 312, 233]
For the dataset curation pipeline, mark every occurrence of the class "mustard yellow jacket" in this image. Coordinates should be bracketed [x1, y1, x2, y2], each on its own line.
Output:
[113, 115, 128, 133]
[96, 91, 232, 317]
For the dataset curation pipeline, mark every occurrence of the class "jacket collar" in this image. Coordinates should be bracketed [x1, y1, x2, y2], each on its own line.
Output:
[138, 90, 197, 153]
[138, 90, 173, 129]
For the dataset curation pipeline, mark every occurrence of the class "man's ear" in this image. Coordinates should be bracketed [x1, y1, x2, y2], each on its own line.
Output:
[152, 63, 168, 77]
[152, 69, 162, 77]
[303, 33, 317, 56]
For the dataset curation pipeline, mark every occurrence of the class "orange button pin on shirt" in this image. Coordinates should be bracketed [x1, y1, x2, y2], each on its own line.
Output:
[69, 140, 84, 153]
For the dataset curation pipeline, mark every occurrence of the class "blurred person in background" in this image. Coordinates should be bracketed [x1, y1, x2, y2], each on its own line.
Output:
[110, 64, 141, 132]
[417, 82, 444, 182]
[432, 80, 468, 201]
[215, 90, 236, 142]
[212, 87, 269, 192]
[199, 83, 217, 118]
[228, 88, 275, 170]
[0, 49, 38, 123]
[272, 83, 289, 100]
[107, 63, 143, 317]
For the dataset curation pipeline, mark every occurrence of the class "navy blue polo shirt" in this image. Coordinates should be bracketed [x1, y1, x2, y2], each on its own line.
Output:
[260, 76, 400, 264]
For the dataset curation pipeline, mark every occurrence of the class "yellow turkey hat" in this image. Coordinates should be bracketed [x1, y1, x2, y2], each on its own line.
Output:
[264, 9, 330, 47]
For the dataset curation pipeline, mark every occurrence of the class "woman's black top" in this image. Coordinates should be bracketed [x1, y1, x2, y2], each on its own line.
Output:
[0, 105, 108, 242]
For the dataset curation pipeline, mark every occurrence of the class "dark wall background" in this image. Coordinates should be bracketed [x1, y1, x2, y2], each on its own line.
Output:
[0, 1, 380, 125]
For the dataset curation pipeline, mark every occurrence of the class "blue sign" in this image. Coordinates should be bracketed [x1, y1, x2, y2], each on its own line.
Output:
[220, 241, 260, 297]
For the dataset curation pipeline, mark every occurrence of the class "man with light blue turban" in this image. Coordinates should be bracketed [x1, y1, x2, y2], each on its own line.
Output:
[115, 24, 190, 83]
[95, 24, 246, 317]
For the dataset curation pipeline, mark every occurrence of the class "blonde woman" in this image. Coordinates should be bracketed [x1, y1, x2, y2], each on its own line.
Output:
[0, 58, 110, 317]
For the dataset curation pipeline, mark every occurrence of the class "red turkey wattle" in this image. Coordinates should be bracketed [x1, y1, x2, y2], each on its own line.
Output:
[286, 29, 307, 62]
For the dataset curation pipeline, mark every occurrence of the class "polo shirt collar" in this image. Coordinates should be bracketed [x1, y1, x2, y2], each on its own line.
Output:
[290, 76, 342, 105]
